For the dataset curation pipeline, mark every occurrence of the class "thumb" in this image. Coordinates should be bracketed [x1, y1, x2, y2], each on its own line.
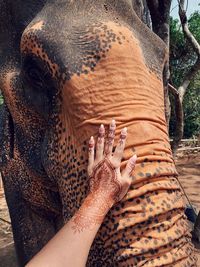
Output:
[124, 154, 137, 177]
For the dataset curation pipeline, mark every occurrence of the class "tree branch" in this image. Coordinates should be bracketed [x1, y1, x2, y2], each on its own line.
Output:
[170, 0, 200, 155]
[168, 83, 179, 96]
[178, 57, 200, 102]
[178, 0, 200, 101]
[169, 0, 200, 154]
[178, 0, 200, 55]
[178, 0, 200, 100]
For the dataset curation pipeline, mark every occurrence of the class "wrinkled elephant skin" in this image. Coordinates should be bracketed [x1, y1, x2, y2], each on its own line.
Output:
[0, 1, 197, 266]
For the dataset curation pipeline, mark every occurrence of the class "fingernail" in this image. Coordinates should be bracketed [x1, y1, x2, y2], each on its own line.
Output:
[110, 120, 116, 132]
[121, 127, 127, 134]
[99, 124, 105, 133]
[111, 119, 115, 126]
[89, 136, 94, 144]
[130, 154, 137, 164]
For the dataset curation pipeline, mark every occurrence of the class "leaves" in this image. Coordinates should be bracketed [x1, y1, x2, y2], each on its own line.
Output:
[0, 92, 3, 105]
[169, 12, 200, 138]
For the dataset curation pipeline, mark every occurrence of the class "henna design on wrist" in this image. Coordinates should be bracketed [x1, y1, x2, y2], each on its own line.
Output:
[71, 194, 111, 233]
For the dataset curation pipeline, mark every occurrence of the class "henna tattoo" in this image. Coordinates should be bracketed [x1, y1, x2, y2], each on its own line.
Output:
[119, 127, 127, 146]
[105, 121, 116, 154]
[73, 123, 132, 234]
[119, 133, 126, 146]
[108, 125, 115, 142]
[72, 158, 123, 233]
[106, 134, 114, 151]
[99, 124, 105, 138]
[71, 193, 111, 233]
[72, 213, 102, 233]
[127, 156, 136, 176]
[97, 137, 103, 144]
[90, 158, 122, 202]
[128, 166, 135, 176]
[88, 136, 94, 154]
[97, 124, 105, 144]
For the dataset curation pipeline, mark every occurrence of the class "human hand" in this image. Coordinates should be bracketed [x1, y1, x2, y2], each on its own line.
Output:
[87, 120, 137, 207]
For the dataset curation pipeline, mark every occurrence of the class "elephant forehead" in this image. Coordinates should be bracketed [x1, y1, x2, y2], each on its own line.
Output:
[62, 25, 143, 108]
[20, 20, 165, 85]
[21, 21, 131, 78]
[61, 23, 164, 128]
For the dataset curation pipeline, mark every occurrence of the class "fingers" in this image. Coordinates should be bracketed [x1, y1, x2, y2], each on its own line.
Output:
[113, 127, 127, 163]
[87, 136, 95, 176]
[124, 155, 137, 177]
[95, 124, 105, 162]
[105, 119, 116, 157]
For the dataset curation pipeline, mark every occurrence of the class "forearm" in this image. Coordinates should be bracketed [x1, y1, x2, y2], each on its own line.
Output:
[26, 122, 136, 267]
[26, 192, 112, 267]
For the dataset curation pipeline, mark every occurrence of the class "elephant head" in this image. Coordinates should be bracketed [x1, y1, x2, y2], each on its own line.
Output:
[0, 1, 196, 266]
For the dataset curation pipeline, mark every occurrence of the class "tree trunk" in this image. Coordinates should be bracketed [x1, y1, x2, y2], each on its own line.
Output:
[146, 0, 172, 128]
[171, 0, 200, 155]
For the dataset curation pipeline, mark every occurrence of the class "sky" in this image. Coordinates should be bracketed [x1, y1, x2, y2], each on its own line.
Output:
[170, 0, 200, 19]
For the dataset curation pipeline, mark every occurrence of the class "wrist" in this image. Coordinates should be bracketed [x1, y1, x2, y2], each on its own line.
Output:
[71, 191, 113, 233]
[88, 190, 115, 210]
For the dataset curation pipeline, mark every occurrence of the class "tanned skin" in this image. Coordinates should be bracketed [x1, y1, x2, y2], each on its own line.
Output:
[26, 120, 137, 267]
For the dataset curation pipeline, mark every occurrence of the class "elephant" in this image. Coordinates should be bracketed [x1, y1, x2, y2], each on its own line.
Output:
[0, 0, 197, 266]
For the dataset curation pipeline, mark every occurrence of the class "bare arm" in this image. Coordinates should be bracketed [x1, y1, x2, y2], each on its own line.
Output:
[26, 120, 137, 267]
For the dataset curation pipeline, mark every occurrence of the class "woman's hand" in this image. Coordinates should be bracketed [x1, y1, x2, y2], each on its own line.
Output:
[26, 120, 137, 267]
[71, 120, 137, 233]
[87, 120, 137, 207]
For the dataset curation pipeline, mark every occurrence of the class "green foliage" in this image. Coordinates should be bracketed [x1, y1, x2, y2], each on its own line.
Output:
[169, 12, 200, 138]
[188, 11, 200, 41]
[183, 78, 200, 137]
[0, 93, 3, 105]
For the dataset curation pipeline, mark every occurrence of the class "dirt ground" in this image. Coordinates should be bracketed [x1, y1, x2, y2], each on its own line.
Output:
[0, 152, 200, 267]
[0, 188, 17, 267]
